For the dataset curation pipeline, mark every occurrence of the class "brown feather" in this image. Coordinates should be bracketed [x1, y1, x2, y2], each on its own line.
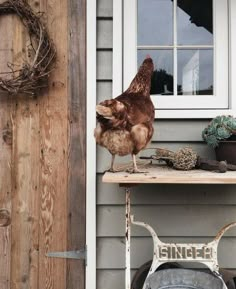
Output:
[94, 57, 155, 172]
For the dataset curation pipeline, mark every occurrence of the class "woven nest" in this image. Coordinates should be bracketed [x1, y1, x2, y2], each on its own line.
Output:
[172, 147, 198, 170]
[155, 147, 198, 170]
[0, 0, 56, 96]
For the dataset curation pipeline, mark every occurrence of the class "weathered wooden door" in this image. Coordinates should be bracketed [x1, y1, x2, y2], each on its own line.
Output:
[0, 0, 86, 288]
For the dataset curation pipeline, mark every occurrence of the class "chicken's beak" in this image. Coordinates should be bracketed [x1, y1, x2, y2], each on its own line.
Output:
[96, 105, 113, 119]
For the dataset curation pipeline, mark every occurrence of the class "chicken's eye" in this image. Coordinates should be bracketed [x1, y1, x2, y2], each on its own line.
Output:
[116, 101, 125, 111]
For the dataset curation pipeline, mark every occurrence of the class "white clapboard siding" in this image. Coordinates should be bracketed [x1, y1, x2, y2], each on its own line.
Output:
[97, 143, 215, 173]
[97, 20, 112, 49]
[97, 270, 133, 289]
[97, 0, 112, 17]
[97, 81, 112, 103]
[97, 51, 112, 80]
[97, 205, 236, 237]
[97, 237, 236, 269]
[152, 120, 210, 141]
[97, 175, 236, 205]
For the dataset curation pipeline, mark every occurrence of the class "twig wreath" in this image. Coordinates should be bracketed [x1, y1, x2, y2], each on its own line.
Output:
[0, 0, 56, 95]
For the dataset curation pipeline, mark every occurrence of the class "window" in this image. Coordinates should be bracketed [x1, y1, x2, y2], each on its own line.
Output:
[113, 0, 236, 118]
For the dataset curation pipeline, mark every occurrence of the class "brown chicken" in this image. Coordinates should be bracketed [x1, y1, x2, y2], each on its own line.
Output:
[94, 56, 155, 173]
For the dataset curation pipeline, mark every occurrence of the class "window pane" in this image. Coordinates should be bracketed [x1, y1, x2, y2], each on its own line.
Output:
[177, 0, 213, 45]
[138, 50, 173, 95]
[177, 49, 213, 95]
[138, 0, 173, 46]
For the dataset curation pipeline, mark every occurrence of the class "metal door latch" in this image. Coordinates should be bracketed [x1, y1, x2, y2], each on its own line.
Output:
[46, 246, 87, 263]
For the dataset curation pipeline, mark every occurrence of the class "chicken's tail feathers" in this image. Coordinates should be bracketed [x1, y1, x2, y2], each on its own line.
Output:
[124, 57, 154, 97]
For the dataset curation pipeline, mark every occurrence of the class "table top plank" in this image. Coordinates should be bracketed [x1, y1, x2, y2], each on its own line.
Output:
[102, 164, 236, 184]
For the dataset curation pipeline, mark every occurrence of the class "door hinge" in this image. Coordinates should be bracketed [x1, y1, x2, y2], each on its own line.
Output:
[46, 246, 87, 263]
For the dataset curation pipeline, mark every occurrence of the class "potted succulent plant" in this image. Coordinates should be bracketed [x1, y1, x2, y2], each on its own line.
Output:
[202, 115, 236, 164]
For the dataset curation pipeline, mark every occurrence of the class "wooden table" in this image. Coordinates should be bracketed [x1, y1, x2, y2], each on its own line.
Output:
[103, 164, 236, 184]
[102, 164, 236, 289]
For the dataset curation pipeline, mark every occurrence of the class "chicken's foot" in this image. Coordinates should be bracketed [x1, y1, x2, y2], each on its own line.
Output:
[105, 155, 120, 173]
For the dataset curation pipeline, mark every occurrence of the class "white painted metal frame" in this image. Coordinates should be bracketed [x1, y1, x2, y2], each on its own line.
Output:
[125, 188, 131, 289]
[86, 0, 96, 288]
[113, 0, 236, 118]
[125, 188, 236, 289]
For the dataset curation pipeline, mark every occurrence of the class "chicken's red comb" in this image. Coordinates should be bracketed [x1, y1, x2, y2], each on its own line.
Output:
[146, 54, 151, 59]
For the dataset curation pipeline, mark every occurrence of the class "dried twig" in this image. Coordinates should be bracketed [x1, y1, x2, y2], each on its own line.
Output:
[0, 0, 56, 96]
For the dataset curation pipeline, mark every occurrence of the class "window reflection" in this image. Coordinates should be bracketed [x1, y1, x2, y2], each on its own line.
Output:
[137, 0, 214, 96]
[177, 49, 213, 95]
[138, 50, 173, 95]
[138, 0, 173, 46]
[177, 0, 213, 45]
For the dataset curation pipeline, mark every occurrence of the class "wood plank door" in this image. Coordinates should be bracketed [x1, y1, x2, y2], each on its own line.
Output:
[0, 0, 86, 288]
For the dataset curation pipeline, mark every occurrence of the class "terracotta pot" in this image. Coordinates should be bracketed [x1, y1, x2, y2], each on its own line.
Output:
[215, 141, 236, 165]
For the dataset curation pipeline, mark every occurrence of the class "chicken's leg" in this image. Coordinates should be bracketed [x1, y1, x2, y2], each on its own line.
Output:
[107, 154, 117, 173]
[127, 154, 147, 174]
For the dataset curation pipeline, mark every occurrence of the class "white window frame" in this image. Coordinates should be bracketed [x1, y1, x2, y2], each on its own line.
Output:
[113, 0, 236, 118]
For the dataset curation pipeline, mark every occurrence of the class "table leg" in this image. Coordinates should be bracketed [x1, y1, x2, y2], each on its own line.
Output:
[125, 187, 131, 289]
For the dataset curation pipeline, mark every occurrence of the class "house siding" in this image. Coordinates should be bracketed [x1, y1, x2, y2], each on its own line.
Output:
[96, 1, 236, 288]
